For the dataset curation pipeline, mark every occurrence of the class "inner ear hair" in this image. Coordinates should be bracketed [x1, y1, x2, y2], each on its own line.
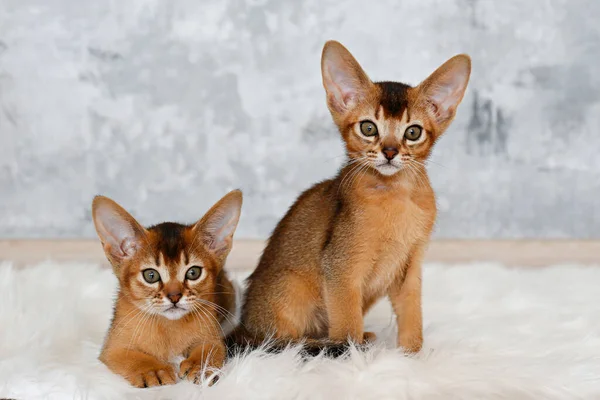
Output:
[418, 54, 471, 127]
[321, 40, 374, 113]
[194, 190, 243, 260]
[92, 196, 147, 265]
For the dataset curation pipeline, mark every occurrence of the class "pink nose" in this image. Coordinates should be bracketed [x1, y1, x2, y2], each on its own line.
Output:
[382, 147, 399, 160]
[167, 292, 182, 304]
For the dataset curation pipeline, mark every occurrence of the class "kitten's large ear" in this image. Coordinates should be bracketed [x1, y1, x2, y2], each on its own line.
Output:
[194, 190, 243, 262]
[417, 54, 471, 127]
[92, 196, 147, 265]
[321, 40, 374, 114]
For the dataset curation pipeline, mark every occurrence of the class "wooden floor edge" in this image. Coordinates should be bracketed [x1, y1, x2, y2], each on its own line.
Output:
[0, 239, 599, 268]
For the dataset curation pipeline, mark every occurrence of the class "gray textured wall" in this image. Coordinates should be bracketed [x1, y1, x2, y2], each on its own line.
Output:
[0, 0, 599, 239]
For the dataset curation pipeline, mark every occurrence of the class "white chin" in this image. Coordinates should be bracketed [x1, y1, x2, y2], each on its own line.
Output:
[376, 164, 401, 176]
[161, 307, 189, 320]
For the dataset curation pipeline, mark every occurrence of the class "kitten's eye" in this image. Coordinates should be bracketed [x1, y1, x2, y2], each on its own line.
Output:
[404, 125, 423, 141]
[142, 269, 160, 284]
[185, 266, 203, 281]
[360, 121, 378, 137]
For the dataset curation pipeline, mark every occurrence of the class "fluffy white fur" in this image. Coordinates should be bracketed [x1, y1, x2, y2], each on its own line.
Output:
[1, 261, 600, 399]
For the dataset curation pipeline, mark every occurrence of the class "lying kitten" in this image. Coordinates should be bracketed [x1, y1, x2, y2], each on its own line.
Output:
[92, 190, 242, 387]
[235, 41, 470, 353]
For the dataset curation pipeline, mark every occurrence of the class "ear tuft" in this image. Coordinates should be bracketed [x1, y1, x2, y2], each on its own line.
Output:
[92, 196, 147, 265]
[418, 54, 471, 125]
[195, 190, 243, 261]
[321, 40, 373, 113]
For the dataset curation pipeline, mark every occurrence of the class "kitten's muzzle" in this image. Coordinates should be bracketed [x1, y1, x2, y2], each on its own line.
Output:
[167, 291, 182, 304]
[382, 147, 399, 160]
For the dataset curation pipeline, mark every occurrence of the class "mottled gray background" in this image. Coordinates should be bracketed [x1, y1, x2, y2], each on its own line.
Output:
[0, 0, 599, 239]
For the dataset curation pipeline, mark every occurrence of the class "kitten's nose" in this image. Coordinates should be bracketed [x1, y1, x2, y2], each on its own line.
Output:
[167, 291, 182, 304]
[382, 147, 399, 160]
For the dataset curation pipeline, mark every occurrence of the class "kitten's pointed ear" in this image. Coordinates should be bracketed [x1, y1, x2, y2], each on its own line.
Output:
[418, 54, 471, 127]
[194, 190, 243, 262]
[92, 196, 147, 265]
[321, 40, 374, 114]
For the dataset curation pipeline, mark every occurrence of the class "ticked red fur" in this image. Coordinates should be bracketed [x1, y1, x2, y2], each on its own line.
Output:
[92, 190, 242, 387]
[239, 41, 471, 353]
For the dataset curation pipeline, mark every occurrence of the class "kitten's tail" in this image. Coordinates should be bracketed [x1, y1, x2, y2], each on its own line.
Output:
[225, 325, 367, 358]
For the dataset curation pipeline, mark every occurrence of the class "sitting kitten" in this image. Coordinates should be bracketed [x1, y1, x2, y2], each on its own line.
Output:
[92, 190, 242, 387]
[236, 41, 470, 353]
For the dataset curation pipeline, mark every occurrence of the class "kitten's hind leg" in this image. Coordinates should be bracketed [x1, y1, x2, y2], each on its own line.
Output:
[271, 283, 321, 339]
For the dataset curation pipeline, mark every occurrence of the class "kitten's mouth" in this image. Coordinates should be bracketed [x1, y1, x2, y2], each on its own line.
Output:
[165, 304, 188, 311]
[161, 304, 189, 320]
[375, 160, 402, 176]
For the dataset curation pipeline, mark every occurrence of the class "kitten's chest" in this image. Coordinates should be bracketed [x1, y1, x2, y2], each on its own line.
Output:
[356, 189, 432, 244]
[138, 319, 208, 362]
[353, 189, 433, 293]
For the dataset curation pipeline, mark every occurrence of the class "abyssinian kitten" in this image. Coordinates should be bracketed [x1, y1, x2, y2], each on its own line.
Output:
[236, 41, 470, 353]
[92, 190, 242, 387]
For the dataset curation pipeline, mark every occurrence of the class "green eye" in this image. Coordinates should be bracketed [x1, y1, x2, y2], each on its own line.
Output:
[360, 121, 378, 137]
[185, 266, 203, 281]
[142, 269, 160, 284]
[404, 125, 423, 141]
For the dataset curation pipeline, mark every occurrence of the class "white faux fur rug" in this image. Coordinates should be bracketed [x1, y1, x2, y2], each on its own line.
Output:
[1, 261, 600, 399]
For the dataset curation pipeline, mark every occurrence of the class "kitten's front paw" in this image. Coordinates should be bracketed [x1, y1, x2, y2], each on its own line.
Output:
[179, 356, 222, 385]
[363, 331, 377, 344]
[398, 334, 423, 354]
[128, 364, 177, 388]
